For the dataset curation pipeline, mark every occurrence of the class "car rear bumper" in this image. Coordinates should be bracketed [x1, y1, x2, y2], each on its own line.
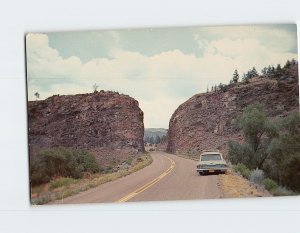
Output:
[196, 168, 227, 172]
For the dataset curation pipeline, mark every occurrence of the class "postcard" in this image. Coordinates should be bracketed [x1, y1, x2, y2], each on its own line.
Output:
[26, 24, 299, 204]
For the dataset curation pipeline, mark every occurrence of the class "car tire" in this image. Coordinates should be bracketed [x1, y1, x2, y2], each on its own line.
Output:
[199, 172, 202, 176]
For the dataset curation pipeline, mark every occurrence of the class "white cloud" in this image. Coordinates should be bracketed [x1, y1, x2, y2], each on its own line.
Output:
[26, 33, 298, 128]
[140, 96, 187, 128]
[196, 25, 297, 53]
[196, 37, 297, 80]
[26, 33, 82, 80]
[196, 39, 209, 52]
[204, 38, 263, 57]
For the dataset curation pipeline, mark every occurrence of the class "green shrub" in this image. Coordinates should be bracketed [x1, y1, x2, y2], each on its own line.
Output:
[232, 163, 251, 179]
[30, 147, 100, 185]
[228, 105, 300, 193]
[125, 157, 133, 165]
[250, 168, 264, 184]
[262, 178, 278, 192]
[228, 141, 255, 168]
[49, 177, 78, 190]
[228, 104, 279, 170]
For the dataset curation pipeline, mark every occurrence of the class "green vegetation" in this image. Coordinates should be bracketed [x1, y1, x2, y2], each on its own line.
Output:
[31, 153, 153, 205]
[250, 169, 264, 184]
[242, 67, 258, 82]
[49, 177, 78, 190]
[266, 113, 300, 192]
[144, 128, 168, 144]
[124, 157, 133, 165]
[228, 103, 300, 193]
[30, 147, 100, 185]
[232, 69, 239, 83]
[207, 59, 297, 93]
[232, 163, 251, 179]
[228, 104, 278, 169]
[262, 178, 278, 192]
[34, 92, 40, 100]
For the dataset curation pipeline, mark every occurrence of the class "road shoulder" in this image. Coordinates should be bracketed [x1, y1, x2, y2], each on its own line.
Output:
[218, 170, 271, 198]
[169, 151, 271, 199]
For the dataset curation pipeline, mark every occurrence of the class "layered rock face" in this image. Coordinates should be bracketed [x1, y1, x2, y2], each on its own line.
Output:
[28, 91, 145, 159]
[167, 65, 299, 158]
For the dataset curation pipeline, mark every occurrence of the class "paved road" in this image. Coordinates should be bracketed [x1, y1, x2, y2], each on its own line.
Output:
[53, 151, 221, 204]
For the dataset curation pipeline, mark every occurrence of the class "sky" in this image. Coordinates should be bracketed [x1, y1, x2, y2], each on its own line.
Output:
[26, 24, 298, 128]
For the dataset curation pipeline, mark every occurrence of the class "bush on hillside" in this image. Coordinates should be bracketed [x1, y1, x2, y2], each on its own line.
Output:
[228, 141, 255, 169]
[250, 168, 264, 184]
[49, 177, 78, 190]
[228, 104, 278, 170]
[232, 163, 251, 179]
[262, 178, 278, 192]
[227, 103, 300, 193]
[266, 113, 300, 191]
[30, 147, 100, 185]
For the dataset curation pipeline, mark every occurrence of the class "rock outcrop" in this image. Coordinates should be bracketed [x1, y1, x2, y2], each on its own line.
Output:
[167, 64, 299, 158]
[28, 91, 145, 161]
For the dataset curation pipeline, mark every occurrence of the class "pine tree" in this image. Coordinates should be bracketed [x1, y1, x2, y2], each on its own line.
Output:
[34, 92, 40, 100]
[261, 67, 268, 76]
[291, 58, 297, 65]
[266, 65, 275, 76]
[242, 73, 249, 83]
[218, 83, 222, 90]
[271, 66, 276, 74]
[284, 59, 291, 69]
[267, 66, 272, 76]
[251, 67, 258, 77]
[232, 69, 239, 83]
[276, 64, 282, 75]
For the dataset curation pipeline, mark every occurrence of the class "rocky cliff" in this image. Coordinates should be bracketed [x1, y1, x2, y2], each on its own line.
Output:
[167, 64, 299, 158]
[28, 91, 145, 163]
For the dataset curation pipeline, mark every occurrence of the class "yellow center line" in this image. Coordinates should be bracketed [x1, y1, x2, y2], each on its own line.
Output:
[115, 155, 176, 203]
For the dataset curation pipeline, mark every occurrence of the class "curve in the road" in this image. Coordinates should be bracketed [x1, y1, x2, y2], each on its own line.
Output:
[50, 151, 221, 204]
[116, 155, 175, 202]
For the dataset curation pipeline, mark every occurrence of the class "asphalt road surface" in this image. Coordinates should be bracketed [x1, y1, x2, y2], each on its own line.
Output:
[53, 151, 221, 204]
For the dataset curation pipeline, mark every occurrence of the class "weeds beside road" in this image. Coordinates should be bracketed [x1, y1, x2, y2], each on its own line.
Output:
[31, 154, 153, 205]
[218, 170, 271, 198]
[172, 151, 272, 198]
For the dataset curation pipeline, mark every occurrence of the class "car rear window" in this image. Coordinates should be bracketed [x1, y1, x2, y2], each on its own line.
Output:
[201, 154, 222, 161]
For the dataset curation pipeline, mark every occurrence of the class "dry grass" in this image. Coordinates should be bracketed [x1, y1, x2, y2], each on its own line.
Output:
[31, 154, 153, 205]
[174, 153, 271, 198]
[218, 170, 271, 198]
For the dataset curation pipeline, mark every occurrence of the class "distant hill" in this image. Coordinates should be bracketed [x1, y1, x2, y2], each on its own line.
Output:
[144, 128, 167, 143]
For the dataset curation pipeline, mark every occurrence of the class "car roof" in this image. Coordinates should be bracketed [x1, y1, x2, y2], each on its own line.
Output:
[200, 151, 222, 155]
